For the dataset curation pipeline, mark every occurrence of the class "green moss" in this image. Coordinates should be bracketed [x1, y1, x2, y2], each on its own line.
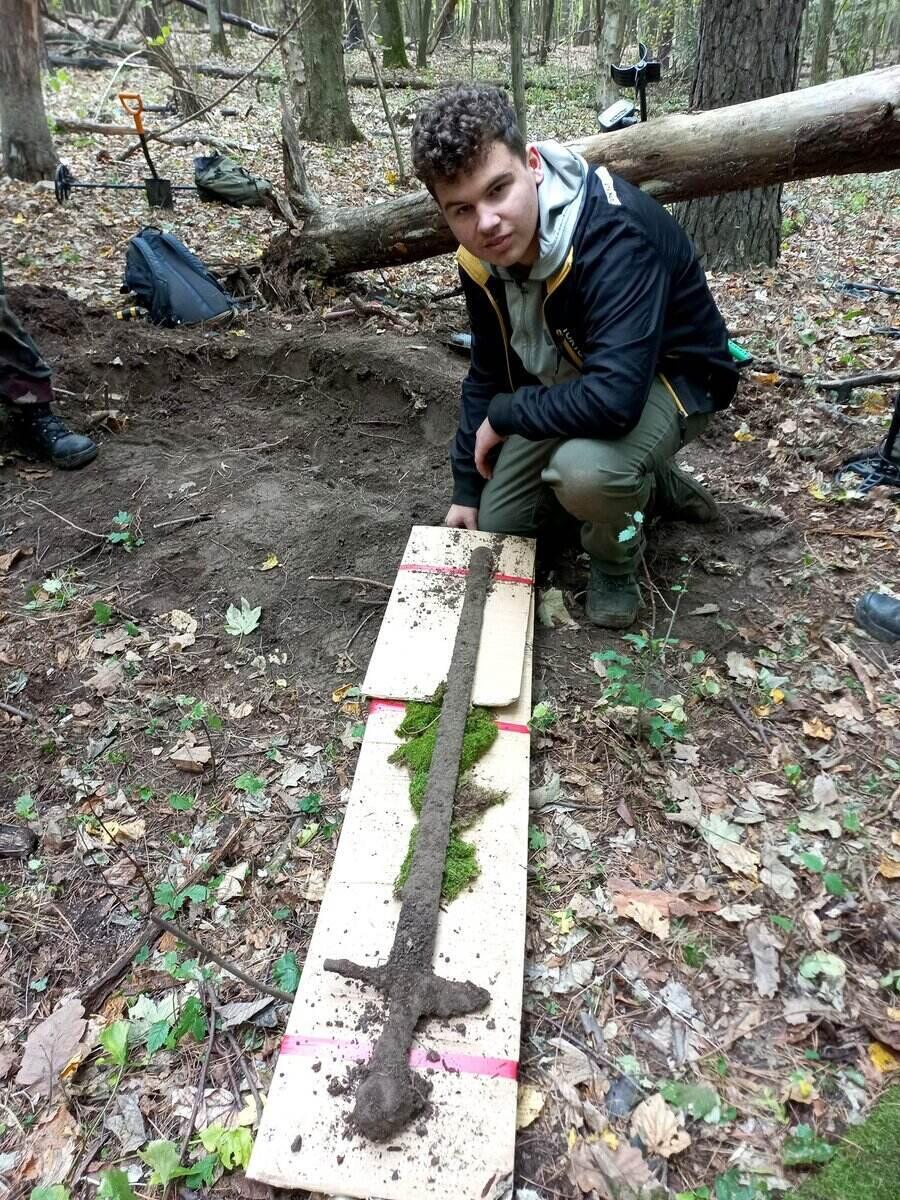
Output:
[390, 703, 504, 901]
[789, 1086, 900, 1200]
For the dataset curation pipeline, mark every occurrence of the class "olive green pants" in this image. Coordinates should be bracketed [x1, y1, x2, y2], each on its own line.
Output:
[478, 378, 708, 573]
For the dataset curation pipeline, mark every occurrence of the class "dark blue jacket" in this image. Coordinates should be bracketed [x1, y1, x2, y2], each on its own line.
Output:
[452, 167, 739, 507]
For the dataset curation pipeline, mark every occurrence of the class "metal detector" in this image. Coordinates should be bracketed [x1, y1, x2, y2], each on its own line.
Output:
[599, 41, 662, 132]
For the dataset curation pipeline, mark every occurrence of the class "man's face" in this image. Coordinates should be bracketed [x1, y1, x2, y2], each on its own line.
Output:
[435, 140, 543, 268]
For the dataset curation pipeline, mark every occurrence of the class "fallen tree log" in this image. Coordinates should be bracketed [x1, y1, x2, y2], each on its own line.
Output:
[50, 117, 254, 155]
[263, 65, 900, 279]
[172, 0, 278, 39]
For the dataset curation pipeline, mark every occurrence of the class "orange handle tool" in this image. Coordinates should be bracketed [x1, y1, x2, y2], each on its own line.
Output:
[118, 92, 145, 135]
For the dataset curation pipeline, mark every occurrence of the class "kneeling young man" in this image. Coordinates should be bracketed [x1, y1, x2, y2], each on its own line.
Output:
[411, 85, 738, 628]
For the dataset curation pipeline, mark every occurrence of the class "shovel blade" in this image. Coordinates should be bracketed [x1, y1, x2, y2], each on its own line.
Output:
[144, 177, 174, 208]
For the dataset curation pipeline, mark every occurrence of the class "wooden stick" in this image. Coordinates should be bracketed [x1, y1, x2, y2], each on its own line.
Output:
[148, 914, 294, 1003]
[308, 574, 392, 590]
[0, 700, 36, 721]
[27, 499, 105, 540]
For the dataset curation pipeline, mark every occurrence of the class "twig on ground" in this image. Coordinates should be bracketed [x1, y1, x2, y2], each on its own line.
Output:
[152, 513, 214, 530]
[224, 1030, 264, 1120]
[148, 913, 294, 1003]
[179, 982, 216, 1163]
[44, 542, 105, 573]
[27, 500, 106, 540]
[308, 574, 392, 590]
[724, 693, 768, 745]
[0, 699, 36, 721]
[345, 609, 376, 651]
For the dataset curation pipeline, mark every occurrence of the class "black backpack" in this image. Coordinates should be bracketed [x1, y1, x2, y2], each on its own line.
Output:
[122, 227, 235, 327]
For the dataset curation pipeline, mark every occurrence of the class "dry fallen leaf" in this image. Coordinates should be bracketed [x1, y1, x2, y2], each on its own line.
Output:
[700, 812, 760, 877]
[747, 920, 782, 998]
[85, 661, 125, 695]
[516, 1084, 546, 1129]
[169, 743, 212, 773]
[0, 545, 32, 572]
[877, 856, 900, 879]
[569, 1137, 667, 1199]
[18, 1104, 79, 1184]
[868, 1042, 900, 1073]
[15, 1000, 87, 1097]
[630, 1092, 691, 1158]
[802, 717, 834, 741]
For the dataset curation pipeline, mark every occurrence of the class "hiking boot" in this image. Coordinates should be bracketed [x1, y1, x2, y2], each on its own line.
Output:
[654, 461, 718, 522]
[585, 562, 640, 628]
[14, 404, 97, 469]
[855, 592, 900, 643]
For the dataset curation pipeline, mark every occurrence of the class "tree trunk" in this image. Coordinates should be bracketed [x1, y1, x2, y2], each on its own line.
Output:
[674, 0, 807, 270]
[0, 0, 58, 181]
[263, 65, 900, 281]
[299, 0, 364, 142]
[346, 0, 365, 47]
[508, 0, 527, 136]
[208, 0, 231, 57]
[416, 0, 433, 67]
[279, 0, 305, 119]
[378, 0, 410, 68]
[596, 0, 627, 108]
[537, 0, 555, 65]
[811, 0, 835, 86]
[431, 0, 461, 46]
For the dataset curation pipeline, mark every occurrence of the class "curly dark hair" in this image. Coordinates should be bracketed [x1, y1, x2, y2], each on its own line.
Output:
[411, 83, 525, 196]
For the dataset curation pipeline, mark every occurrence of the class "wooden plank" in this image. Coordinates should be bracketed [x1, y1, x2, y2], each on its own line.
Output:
[248, 580, 534, 1200]
[362, 526, 536, 707]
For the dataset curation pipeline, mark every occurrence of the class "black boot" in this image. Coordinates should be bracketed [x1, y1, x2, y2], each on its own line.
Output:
[14, 404, 97, 469]
[855, 593, 900, 643]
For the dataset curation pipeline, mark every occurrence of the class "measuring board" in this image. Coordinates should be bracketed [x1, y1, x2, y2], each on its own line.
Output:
[248, 529, 535, 1200]
[363, 526, 535, 707]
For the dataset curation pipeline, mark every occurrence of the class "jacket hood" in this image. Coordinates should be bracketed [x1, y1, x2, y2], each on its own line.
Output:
[490, 140, 589, 283]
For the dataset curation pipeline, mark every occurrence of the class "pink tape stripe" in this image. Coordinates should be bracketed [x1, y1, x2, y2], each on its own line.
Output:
[368, 698, 529, 736]
[398, 562, 533, 586]
[280, 1034, 518, 1080]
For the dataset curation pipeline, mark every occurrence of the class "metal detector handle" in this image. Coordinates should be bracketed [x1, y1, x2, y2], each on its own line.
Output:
[118, 92, 146, 135]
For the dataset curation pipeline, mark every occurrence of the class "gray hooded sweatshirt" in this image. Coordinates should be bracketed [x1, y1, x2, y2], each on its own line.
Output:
[484, 140, 589, 389]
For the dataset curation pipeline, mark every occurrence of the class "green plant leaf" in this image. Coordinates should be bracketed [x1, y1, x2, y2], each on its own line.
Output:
[272, 951, 300, 994]
[15, 793, 36, 820]
[798, 852, 824, 873]
[99, 1020, 130, 1069]
[93, 601, 114, 625]
[198, 1123, 253, 1169]
[842, 808, 862, 833]
[823, 871, 848, 897]
[139, 1140, 194, 1187]
[234, 773, 265, 795]
[299, 792, 322, 814]
[224, 596, 262, 637]
[167, 996, 207, 1047]
[659, 1080, 720, 1120]
[167, 792, 194, 811]
[96, 1171, 138, 1200]
[528, 825, 547, 851]
[782, 1122, 835, 1167]
[146, 1019, 171, 1054]
[31, 1187, 70, 1200]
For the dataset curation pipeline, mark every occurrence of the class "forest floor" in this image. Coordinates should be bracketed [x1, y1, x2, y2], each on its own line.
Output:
[1, 25, 899, 1200]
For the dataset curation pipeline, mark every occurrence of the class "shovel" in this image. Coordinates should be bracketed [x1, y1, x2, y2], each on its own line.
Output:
[118, 92, 173, 208]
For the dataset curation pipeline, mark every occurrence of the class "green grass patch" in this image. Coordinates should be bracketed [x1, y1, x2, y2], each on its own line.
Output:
[789, 1086, 900, 1200]
[390, 700, 505, 901]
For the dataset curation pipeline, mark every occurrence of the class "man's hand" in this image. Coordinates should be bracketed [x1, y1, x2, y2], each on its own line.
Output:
[445, 504, 479, 530]
[474, 417, 507, 480]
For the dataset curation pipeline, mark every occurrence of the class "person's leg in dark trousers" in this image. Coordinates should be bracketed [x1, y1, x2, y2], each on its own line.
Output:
[0, 258, 97, 469]
[479, 378, 716, 626]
